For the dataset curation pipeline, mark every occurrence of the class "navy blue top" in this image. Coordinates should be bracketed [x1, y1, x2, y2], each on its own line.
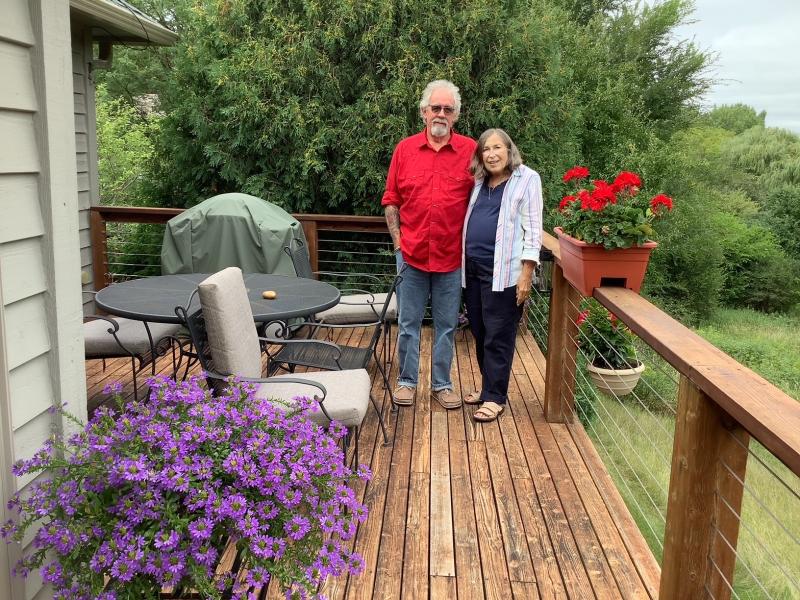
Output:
[465, 179, 508, 265]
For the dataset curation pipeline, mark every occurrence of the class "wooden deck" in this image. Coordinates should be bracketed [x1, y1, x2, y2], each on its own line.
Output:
[86, 326, 661, 599]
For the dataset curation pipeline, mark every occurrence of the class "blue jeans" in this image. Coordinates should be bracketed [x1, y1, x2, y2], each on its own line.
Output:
[395, 251, 461, 391]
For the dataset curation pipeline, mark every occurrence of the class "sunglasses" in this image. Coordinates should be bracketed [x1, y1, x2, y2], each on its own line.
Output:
[428, 104, 455, 115]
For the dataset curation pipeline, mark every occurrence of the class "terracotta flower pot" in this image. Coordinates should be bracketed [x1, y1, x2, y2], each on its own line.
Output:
[554, 227, 657, 297]
[586, 361, 645, 397]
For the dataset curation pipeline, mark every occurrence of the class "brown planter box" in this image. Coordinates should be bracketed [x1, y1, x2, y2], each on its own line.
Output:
[555, 227, 657, 296]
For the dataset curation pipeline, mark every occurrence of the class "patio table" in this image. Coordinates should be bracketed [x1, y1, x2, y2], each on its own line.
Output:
[94, 273, 341, 324]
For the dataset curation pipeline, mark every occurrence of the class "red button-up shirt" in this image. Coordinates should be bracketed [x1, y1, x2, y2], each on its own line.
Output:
[382, 130, 477, 272]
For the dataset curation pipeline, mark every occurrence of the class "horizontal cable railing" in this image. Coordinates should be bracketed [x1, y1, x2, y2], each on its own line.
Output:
[539, 230, 800, 600]
[90, 207, 393, 290]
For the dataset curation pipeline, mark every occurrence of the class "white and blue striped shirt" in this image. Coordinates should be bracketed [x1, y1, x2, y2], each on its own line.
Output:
[461, 164, 543, 291]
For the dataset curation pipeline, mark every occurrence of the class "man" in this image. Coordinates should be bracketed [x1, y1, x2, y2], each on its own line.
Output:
[382, 79, 476, 409]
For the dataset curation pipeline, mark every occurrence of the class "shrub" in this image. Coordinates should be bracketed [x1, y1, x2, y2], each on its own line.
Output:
[716, 214, 800, 312]
[126, 0, 709, 216]
[96, 84, 160, 206]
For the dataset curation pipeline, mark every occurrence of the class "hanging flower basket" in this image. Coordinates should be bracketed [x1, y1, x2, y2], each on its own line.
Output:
[555, 227, 657, 296]
[586, 360, 645, 397]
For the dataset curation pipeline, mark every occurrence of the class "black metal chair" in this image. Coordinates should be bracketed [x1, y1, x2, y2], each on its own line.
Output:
[266, 271, 401, 431]
[175, 267, 376, 458]
[283, 238, 398, 362]
[83, 291, 180, 400]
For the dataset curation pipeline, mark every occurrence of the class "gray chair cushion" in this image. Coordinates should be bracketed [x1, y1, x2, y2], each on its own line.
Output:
[84, 318, 180, 358]
[315, 292, 397, 324]
[198, 267, 262, 378]
[254, 369, 370, 428]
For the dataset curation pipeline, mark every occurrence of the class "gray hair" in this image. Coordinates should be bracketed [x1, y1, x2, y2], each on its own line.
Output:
[470, 128, 524, 180]
[418, 79, 462, 118]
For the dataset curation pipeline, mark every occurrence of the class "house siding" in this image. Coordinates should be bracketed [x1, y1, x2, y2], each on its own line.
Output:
[0, 1, 87, 598]
[72, 29, 99, 313]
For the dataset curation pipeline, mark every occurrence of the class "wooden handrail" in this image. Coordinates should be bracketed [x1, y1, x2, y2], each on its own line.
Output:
[542, 230, 560, 260]
[544, 230, 798, 473]
[90, 206, 389, 228]
[594, 286, 800, 475]
[92, 205, 183, 222]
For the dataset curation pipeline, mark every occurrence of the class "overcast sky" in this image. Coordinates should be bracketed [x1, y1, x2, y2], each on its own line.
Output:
[672, 0, 800, 132]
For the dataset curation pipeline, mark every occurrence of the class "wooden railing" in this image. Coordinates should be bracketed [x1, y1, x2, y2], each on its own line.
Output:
[89, 206, 388, 289]
[90, 207, 800, 597]
[541, 231, 800, 599]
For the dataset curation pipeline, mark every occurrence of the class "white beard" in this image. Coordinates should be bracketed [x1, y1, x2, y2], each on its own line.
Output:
[430, 122, 449, 137]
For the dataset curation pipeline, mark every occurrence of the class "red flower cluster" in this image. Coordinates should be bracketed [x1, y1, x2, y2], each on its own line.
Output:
[563, 166, 589, 183]
[650, 194, 673, 213]
[556, 165, 674, 249]
[558, 166, 673, 216]
[612, 171, 641, 193]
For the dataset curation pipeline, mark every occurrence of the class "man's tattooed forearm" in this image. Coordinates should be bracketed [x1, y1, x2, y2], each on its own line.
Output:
[385, 206, 401, 249]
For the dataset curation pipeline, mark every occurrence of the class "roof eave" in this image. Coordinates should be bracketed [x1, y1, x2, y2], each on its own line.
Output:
[69, 0, 178, 46]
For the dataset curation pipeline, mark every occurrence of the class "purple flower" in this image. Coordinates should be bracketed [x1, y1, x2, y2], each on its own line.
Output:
[102, 382, 123, 395]
[285, 516, 311, 541]
[153, 529, 179, 550]
[187, 517, 213, 541]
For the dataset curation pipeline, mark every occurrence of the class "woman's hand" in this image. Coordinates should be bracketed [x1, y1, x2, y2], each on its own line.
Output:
[516, 261, 536, 306]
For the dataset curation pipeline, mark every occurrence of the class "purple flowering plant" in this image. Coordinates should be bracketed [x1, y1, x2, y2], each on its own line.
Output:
[2, 376, 371, 600]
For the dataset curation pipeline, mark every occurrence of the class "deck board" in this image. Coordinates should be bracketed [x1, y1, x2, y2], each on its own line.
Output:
[86, 325, 660, 599]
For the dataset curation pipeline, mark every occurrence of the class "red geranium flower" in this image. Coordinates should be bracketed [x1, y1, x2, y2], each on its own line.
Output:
[591, 180, 617, 206]
[612, 171, 641, 193]
[563, 166, 589, 183]
[576, 310, 588, 326]
[578, 189, 593, 210]
[650, 194, 673, 213]
[558, 195, 576, 212]
[588, 194, 608, 212]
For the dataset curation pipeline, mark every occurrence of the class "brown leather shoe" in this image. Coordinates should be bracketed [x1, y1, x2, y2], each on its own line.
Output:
[393, 386, 415, 406]
[432, 388, 462, 410]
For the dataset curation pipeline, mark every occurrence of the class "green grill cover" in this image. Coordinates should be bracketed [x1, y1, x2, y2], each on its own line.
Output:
[160, 193, 305, 275]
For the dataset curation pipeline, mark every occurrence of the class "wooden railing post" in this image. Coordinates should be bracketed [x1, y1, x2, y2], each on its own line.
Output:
[90, 208, 109, 290]
[543, 263, 581, 423]
[660, 375, 750, 600]
[301, 220, 319, 274]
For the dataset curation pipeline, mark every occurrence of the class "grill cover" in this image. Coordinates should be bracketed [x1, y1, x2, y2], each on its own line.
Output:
[161, 193, 305, 275]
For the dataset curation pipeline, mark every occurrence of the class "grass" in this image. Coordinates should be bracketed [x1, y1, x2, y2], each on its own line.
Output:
[575, 307, 800, 599]
[696, 308, 800, 401]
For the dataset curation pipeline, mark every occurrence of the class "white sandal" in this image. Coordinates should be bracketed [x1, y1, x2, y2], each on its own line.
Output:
[474, 402, 505, 422]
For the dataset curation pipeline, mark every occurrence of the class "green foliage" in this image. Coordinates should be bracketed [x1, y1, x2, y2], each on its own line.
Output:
[702, 103, 765, 134]
[95, 85, 161, 205]
[574, 381, 597, 427]
[108, 0, 711, 216]
[715, 214, 800, 312]
[603, 0, 710, 130]
[720, 125, 800, 196]
[764, 184, 800, 259]
[637, 117, 800, 319]
[577, 299, 639, 368]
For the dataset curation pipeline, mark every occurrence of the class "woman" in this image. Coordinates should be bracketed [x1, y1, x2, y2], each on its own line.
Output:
[461, 128, 543, 422]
